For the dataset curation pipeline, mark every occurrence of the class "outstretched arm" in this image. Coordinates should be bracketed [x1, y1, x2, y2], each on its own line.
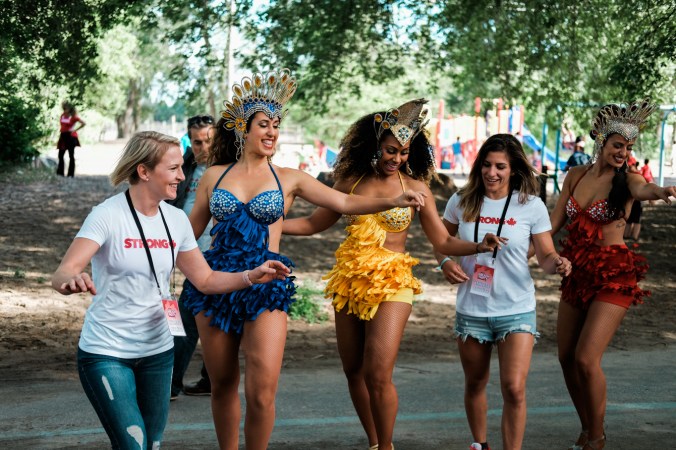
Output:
[52, 238, 100, 295]
[628, 173, 676, 204]
[283, 207, 341, 235]
[418, 184, 506, 256]
[289, 169, 425, 215]
[177, 248, 291, 294]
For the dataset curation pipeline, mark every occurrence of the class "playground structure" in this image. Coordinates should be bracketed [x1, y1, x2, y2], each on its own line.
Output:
[300, 100, 675, 191]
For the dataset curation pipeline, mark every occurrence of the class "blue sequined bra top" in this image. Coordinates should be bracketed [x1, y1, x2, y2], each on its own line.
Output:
[209, 163, 285, 225]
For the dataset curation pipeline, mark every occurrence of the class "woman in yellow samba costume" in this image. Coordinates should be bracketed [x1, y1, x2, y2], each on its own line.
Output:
[283, 99, 504, 450]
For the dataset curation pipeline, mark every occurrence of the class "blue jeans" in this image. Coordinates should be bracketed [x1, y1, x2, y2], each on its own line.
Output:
[171, 286, 209, 396]
[78, 347, 173, 449]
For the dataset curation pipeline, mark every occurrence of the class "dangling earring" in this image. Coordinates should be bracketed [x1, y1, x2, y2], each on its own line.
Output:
[405, 161, 413, 176]
[236, 146, 242, 161]
[371, 150, 382, 173]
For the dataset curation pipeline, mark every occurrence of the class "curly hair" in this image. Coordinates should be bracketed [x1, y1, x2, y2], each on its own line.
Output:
[331, 112, 437, 184]
[458, 133, 540, 222]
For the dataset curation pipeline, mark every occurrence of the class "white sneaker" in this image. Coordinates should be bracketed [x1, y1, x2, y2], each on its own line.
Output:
[469, 444, 482, 450]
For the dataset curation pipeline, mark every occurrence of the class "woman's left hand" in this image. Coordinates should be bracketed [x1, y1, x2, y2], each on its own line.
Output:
[658, 185, 676, 204]
[249, 260, 292, 284]
[477, 233, 508, 253]
[396, 190, 427, 210]
[554, 256, 572, 277]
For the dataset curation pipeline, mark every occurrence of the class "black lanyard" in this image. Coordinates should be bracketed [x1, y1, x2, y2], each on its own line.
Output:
[125, 189, 175, 296]
[474, 191, 512, 261]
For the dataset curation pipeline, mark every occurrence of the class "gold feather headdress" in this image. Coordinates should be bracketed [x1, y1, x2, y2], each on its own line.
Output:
[221, 69, 297, 152]
[374, 98, 429, 146]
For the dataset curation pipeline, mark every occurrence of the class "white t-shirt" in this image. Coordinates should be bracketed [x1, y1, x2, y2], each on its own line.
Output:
[443, 191, 551, 317]
[76, 192, 198, 358]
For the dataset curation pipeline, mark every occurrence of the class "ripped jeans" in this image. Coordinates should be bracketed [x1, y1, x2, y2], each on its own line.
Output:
[78, 347, 173, 450]
[454, 310, 539, 344]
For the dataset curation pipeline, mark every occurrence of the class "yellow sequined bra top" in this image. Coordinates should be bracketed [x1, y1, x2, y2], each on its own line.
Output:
[345, 172, 412, 232]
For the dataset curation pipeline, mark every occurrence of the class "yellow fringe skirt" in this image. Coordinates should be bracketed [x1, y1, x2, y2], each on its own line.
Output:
[323, 217, 422, 320]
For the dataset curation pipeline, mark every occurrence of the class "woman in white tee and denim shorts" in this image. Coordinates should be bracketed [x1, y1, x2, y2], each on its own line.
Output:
[435, 134, 571, 450]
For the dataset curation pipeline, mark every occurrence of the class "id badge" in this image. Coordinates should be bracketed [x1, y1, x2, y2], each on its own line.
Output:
[470, 263, 495, 297]
[162, 296, 186, 337]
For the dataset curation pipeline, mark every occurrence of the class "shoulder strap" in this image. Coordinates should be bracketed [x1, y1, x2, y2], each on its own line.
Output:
[350, 174, 366, 194]
[268, 163, 286, 219]
[213, 163, 236, 192]
[397, 171, 406, 193]
[569, 165, 592, 196]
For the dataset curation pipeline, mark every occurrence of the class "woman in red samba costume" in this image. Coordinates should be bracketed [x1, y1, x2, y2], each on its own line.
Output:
[550, 99, 676, 450]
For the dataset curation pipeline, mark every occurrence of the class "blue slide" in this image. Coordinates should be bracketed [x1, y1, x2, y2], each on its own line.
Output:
[521, 124, 568, 171]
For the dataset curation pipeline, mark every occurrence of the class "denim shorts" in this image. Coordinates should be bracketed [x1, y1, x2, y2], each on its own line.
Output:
[454, 310, 539, 344]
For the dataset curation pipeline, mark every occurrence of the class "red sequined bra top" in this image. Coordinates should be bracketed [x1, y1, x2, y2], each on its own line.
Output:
[565, 167, 617, 225]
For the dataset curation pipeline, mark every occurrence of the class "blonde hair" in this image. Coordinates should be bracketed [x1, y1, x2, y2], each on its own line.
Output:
[110, 131, 180, 186]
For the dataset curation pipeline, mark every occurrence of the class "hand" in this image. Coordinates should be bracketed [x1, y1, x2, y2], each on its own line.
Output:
[60, 273, 96, 295]
[658, 185, 676, 204]
[249, 260, 291, 284]
[477, 233, 508, 253]
[554, 256, 572, 277]
[396, 190, 427, 210]
[440, 258, 469, 284]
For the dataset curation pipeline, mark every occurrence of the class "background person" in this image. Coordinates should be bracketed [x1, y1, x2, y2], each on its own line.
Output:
[283, 100, 505, 450]
[51, 131, 290, 450]
[563, 136, 590, 172]
[182, 70, 426, 450]
[169, 114, 215, 400]
[453, 136, 467, 174]
[56, 101, 85, 177]
[549, 99, 676, 450]
[437, 134, 571, 450]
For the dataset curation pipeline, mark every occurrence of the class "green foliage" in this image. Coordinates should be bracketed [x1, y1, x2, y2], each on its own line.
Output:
[0, 95, 49, 163]
[288, 285, 329, 323]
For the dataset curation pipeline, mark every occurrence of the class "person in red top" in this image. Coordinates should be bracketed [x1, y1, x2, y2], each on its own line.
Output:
[57, 101, 86, 177]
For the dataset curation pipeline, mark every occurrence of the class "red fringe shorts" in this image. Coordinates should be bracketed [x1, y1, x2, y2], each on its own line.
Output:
[560, 243, 649, 310]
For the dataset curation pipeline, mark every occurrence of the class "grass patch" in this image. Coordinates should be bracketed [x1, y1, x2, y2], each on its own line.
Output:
[0, 161, 56, 184]
[289, 285, 329, 323]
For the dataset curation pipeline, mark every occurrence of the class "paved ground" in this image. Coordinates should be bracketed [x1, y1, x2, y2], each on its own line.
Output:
[1, 347, 674, 449]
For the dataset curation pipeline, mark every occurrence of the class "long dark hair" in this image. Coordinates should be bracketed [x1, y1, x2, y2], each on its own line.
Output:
[458, 134, 540, 222]
[332, 112, 437, 184]
[209, 115, 256, 166]
[592, 130, 630, 219]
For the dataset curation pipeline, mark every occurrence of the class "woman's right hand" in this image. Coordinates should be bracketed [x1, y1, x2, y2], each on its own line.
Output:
[59, 272, 97, 295]
[440, 259, 469, 284]
[249, 260, 292, 284]
[395, 190, 427, 210]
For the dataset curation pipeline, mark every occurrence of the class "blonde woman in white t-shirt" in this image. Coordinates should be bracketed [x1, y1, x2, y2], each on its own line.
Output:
[435, 134, 571, 450]
[51, 131, 290, 450]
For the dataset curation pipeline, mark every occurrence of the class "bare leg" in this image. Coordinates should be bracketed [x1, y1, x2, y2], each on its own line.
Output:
[196, 313, 241, 450]
[362, 302, 411, 450]
[457, 336, 492, 444]
[335, 307, 377, 447]
[497, 333, 534, 450]
[241, 310, 287, 450]
[557, 301, 588, 433]
[575, 302, 626, 444]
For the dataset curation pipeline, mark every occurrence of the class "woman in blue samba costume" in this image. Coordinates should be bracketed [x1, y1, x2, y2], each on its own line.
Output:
[283, 99, 505, 450]
[183, 69, 427, 450]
